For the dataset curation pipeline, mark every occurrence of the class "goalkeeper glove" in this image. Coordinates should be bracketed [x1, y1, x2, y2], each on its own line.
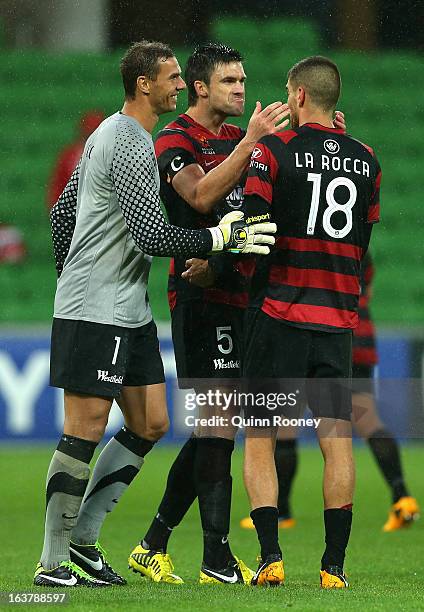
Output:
[208, 211, 276, 255]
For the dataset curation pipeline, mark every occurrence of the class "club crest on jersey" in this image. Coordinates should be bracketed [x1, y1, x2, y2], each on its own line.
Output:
[197, 134, 210, 147]
[196, 133, 216, 155]
[252, 147, 262, 159]
[324, 139, 340, 154]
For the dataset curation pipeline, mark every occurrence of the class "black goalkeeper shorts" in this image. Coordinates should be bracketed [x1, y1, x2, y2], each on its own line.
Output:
[50, 317, 165, 398]
[243, 309, 352, 421]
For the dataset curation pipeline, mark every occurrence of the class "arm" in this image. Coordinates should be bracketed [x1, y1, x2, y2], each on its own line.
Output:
[171, 102, 289, 214]
[50, 161, 80, 276]
[112, 140, 212, 258]
[111, 129, 274, 257]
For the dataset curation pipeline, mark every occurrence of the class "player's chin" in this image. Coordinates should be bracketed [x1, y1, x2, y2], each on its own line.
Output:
[168, 96, 178, 110]
[228, 102, 244, 116]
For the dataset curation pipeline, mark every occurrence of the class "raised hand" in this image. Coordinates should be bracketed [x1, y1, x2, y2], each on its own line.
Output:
[244, 101, 290, 145]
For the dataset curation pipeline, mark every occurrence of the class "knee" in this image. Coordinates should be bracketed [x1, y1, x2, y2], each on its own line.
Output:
[64, 412, 107, 443]
[133, 415, 170, 441]
[147, 415, 170, 440]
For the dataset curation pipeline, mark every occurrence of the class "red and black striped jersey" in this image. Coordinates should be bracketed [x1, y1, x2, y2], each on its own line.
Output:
[353, 252, 377, 365]
[155, 113, 250, 311]
[244, 123, 381, 332]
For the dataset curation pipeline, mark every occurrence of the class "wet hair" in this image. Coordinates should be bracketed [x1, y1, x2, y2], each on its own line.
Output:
[287, 56, 341, 112]
[186, 42, 243, 106]
[120, 40, 174, 99]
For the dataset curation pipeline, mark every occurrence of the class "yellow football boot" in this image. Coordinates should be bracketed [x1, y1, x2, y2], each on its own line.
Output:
[383, 496, 420, 532]
[128, 544, 183, 584]
[251, 555, 285, 586]
[320, 567, 348, 589]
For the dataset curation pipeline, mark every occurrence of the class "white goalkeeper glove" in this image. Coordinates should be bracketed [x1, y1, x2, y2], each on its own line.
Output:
[208, 211, 276, 255]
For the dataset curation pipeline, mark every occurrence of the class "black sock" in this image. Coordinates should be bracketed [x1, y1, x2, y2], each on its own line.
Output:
[367, 428, 409, 503]
[195, 437, 234, 568]
[275, 439, 298, 518]
[250, 506, 281, 559]
[321, 506, 352, 570]
[143, 436, 198, 551]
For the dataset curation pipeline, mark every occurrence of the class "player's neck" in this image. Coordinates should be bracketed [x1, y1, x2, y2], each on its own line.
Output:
[185, 105, 226, 135]
[121, 100, 159, 134]
[298, 109, 334, 129]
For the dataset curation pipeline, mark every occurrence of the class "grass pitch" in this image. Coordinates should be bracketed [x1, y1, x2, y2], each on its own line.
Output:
[1, 444, 423, 611]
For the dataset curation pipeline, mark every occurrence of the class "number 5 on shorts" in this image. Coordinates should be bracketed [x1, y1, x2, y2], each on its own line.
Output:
[216, 326, 233, 355]
[112, 336, 121, 365]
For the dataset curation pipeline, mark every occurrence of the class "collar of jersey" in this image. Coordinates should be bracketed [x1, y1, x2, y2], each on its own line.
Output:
[180, 113, 223, 138]
[303, 122, 344, 134]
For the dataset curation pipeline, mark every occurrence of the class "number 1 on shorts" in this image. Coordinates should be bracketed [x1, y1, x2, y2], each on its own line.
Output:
[112, 336, 121, 365]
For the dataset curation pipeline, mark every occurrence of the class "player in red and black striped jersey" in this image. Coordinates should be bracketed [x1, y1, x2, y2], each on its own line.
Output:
[241, 251, 419, 538]
[129, 43, 289, 586]
[242, 56, 381, 588]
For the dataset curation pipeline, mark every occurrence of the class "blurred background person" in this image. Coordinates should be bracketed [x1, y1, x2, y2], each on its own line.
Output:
[46, 110, 105, 210]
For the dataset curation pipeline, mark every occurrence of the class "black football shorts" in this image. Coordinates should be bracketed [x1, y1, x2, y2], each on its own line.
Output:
[50, 317, 165, 398]
[171, 301, 244, 388]
[243, 309, 353, 421]
[352, 363, 375, 394]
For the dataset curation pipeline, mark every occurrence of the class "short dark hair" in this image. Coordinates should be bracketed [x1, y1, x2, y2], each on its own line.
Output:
[120, 40, 174, 100]
[287, 56, 341, 112]
[185, 43, 243, 107]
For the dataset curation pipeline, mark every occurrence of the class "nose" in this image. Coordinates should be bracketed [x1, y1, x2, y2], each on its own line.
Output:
[177, 76, 186, 91]
[233, 82, 244, 96]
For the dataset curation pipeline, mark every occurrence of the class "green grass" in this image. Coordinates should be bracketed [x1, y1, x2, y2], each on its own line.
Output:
[0, 445, 423, 610]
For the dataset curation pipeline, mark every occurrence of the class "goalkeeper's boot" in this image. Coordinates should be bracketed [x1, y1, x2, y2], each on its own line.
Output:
[320, 566, 348, 589]
[128, 544, 183, 584]
[251, 554, 285, 586]
[240, 516, 296, 530]
[383, 496, 420, 532]
[70, 541, 126, 585]
[199, 556, 254, 585]
[34, 560, 109, 587]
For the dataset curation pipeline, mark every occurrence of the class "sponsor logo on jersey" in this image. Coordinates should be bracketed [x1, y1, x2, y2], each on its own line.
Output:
[226, 186, 244, 209]
[249, 159, 268, 171]
[213, 358, 240, 370]
[252, 147, 262, 159]
[324, 139, 340, 154]
[97, 370, 124, 384]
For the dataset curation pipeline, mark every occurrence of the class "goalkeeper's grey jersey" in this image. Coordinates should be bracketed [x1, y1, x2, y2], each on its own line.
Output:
[52, 112, 212, 328]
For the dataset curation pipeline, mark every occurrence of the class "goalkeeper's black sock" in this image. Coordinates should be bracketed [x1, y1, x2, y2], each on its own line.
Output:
[250, 506, 281, 559]
[143, 436, 197, 551]
[275, 439, 298, 518]
[367, 428, 409, 503]
[321, 505, 352, 570]
[195, 437, 234, 569]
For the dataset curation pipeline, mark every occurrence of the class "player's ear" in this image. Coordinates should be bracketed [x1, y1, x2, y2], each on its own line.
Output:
[297, 86, 306, 108]
[136, 75, 150, 96]
[194, 80, 209, 99]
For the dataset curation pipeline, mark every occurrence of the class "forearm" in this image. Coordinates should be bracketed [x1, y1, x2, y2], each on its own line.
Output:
[193, 139, 255, 212]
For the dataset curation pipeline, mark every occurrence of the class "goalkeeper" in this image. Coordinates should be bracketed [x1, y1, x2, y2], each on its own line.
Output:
[34, 40, 276, 589]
